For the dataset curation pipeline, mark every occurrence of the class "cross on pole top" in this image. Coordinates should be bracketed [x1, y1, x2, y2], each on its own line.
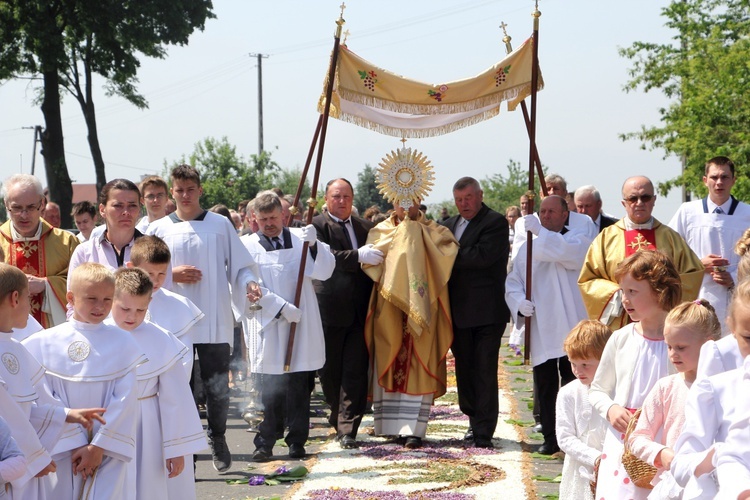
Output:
[500, 21, 508, 35]
[343, 29, 350, 44]
[339, 3, 346, 18]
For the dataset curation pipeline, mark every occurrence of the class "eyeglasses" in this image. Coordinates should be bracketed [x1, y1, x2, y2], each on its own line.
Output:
[623, 194, 655, 205]
[144, 193, 166, 201]
[6, 199, 44, 215]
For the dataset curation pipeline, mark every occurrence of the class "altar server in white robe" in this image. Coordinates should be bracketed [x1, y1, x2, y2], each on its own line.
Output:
[108, 268, 207, 500]
[146, 164, 262, 473]
[669, 156, 750, 335]
[124, 236, 204, 499]
[10, 315, 42, 342]
[506, 196, 594, 455]
[22, 263, 145, 500]
[0, 263, 107, 500]
[241, 191, 334, 461]
[716, 355, 750, 499]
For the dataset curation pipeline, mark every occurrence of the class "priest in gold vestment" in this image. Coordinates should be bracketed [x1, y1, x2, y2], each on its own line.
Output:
[578, 176, 703, 329]
[1, 174, 79, 327]
[363, 202, 458, 448]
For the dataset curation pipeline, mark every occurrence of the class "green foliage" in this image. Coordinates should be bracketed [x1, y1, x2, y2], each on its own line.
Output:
[273, 167, 312, 201]
[167, 137, 279, 210]
[619, 0, 750, 198]
[480, 159, 547, 213]
[354, 164, 390, 214]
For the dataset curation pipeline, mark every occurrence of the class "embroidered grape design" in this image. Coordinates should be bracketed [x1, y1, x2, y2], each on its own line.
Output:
[358, 70, 377, 91]
[495, 65, 512, 87]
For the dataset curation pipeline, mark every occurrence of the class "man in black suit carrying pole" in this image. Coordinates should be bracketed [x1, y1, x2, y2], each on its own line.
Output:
[313, 178, 382, 449]
[440, 176, 510, 448]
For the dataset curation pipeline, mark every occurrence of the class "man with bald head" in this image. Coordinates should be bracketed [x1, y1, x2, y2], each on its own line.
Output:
[42, 201, 62, 228]
[506, 195, 593, 454]
[578, 176, 703, 329]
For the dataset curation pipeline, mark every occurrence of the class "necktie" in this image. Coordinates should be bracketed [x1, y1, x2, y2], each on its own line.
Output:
[272, 236, 283, 250]
[338, 220, 353, 249]
[714, 207, 724, 214]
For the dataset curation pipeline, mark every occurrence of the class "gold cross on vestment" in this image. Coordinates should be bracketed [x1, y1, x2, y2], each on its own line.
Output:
[628, 233, 652, 251]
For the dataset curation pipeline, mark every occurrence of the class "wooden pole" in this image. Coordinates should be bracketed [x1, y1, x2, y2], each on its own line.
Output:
[287, 115, 323, 227]
[523, 3, 542, 366]
[284, 10, 346, 371]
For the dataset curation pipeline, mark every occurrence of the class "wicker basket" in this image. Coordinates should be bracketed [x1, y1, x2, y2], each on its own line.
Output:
[621, 408, 657, 489]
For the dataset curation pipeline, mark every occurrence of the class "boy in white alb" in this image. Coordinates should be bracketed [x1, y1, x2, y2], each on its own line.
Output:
[0, 263, 106, 500]
[145, 164, 263, 472]
[22, 263, 145, 500]
[107, 268, 207, 500]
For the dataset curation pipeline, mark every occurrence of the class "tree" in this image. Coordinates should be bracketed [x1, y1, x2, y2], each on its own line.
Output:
[273, 167, 312, 202]
[0, 0, 215, 226]
[619, 0, 750, 198]
[480, 159, 547, 213]
[168, 137, 279, 210]
[354, 164, 389, 214]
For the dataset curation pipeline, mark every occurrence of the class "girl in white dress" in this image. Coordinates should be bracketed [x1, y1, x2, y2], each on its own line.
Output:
[629, 299, 721, 498]
[589, 250, 683, 500]
[556, 320, 612, 500]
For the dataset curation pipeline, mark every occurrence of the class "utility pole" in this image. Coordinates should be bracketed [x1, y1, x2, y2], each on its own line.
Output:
[21, 125, 43, 176]
[249, 53, 269, 157]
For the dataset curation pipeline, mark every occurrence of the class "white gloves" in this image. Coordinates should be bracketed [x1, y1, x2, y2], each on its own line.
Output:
[281, 303, 302, 323]
[522, 215, 541, 236]
[298, 224, 317, 246]
[357, 244, 384, 265]
[519, 299, 535, 317]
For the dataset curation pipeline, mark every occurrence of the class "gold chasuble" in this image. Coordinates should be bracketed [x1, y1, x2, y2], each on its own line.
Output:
[363, 212, 458, 398]
[578, 218, 703, 329]
[0, 220, 79, 327]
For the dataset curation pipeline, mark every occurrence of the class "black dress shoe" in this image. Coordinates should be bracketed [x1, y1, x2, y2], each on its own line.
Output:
[537, 441, 560, 455]
[339, 435, 359, 449]
[463, 428, 474, 441]
[404, 436, 422, 449]
[252, 447, 273, 461]
[288, 443, 306, 459]
[474, 438, 494, 449]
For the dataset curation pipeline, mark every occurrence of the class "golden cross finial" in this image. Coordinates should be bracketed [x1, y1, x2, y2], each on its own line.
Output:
[343, 29, 350, 45]
[400, 137, 407, 145]
[339, 2, 346, 18]
[500, 21, 509, 36]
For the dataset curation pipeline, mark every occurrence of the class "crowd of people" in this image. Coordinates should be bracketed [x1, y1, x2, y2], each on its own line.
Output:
[0, 155, 749, 499]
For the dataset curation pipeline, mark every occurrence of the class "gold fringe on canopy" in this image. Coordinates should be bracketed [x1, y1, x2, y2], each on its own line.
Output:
[317, 36, 544, 138]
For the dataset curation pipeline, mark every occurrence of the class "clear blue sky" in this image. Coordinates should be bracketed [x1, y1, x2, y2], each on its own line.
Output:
[0, 0, 685, 220]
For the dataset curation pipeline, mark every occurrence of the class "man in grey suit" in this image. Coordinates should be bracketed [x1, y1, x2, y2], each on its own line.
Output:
[312, 178, 382, 449]
[440, 177, 510, 448]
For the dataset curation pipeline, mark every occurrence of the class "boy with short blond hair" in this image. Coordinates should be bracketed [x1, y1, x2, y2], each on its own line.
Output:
[22, 263, 144, 500]
[555, 320, 612, 499]
[107, 267, 206, 500]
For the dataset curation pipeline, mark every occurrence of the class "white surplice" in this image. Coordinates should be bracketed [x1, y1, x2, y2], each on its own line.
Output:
[147, 287, 204, 377]
[0, 378, 53, 499]
[669, 198, 750, 334]
[0, 331, 69, 500]
[505, 226, 593, 367]
[240, 229, 334, 374]
[22, 320, 145, 500]
[715, 357, 750, 499]
[146, 211, 259, 345]
[108, 319, 207, 500]
[511, 210, 597, 261]
[696, 335, 743, 380]
[673, 366, 745, 499]
[10, 315, 43, 342]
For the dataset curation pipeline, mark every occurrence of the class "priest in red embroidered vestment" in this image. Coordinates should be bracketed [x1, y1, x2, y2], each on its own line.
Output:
[1, 174, 79, 327]
[363, 201, 458, 448]
[578, 175, 703, 330]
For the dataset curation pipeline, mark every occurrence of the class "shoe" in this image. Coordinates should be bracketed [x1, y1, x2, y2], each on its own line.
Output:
[538, 441, 560, 455]
[252, 446, 273, 461]
[339, 435, 359, 449]
[532, 423, 543, 434]
[404, 436, 422, 449]
[463, 428, 474, 441]
[288, 443, 306, 459]
[474, 438, 494, 449]
[209, 435, 232, 472]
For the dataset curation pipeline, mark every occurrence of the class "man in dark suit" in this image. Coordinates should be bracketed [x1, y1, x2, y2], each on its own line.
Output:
[440, 176, 510, 448]
[312, 178, 382, 449]
[574, 185, 617, 233]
